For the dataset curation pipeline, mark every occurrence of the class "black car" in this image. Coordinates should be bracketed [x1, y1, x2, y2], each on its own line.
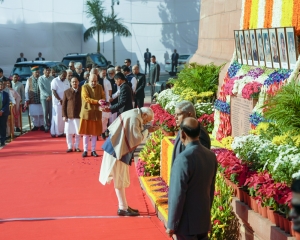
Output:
[9, 61, 68, 86]
[61, 53, 108, 68]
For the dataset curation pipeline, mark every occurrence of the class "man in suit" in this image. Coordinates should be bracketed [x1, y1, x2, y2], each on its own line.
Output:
[144, 48, 151, 75]
[73, 62, 85, 82]
[124, 59, 132, 72]
[103, 72, 133, 115]
[99, 107, 158, 216]
[166, 117, 217, 240]
[35, 52, 45, 61]
[290, 179, 300, 233]
[171, 49, 179, 73]
[0, 81, 10, 146]
[16, 53, 27, 63]
[132, 65, 146, 108]
[78, 74, 105, 158]
[172, 101, 211, 167]
[149, 55, 160, 97]
[62, 77, 82, 153]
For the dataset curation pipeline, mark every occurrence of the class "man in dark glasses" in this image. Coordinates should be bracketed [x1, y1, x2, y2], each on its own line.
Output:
[290, 179, 300, 233]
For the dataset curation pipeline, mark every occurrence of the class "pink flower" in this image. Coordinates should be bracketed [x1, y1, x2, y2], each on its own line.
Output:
[219, 206, 224, 211]
[214, 220, 221, 225]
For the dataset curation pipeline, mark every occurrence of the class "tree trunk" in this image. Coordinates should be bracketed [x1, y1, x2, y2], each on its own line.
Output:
[97, 31, 100, 53]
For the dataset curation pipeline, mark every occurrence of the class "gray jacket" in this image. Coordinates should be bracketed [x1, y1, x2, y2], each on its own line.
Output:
[38, 75, 54, 99]
[167, 141, 217, 235]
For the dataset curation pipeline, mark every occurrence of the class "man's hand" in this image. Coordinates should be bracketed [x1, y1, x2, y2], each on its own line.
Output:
[109, 97, 113, 103]
[166, 228, 174, 238]
[148, 126, 159, 133]
[46, 96, 51, 101]
[63, 117, 68, 122]
[0, 111, 3, 116]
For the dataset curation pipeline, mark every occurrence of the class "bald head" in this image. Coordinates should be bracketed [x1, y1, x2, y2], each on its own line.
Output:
[180, 117, 200, 140]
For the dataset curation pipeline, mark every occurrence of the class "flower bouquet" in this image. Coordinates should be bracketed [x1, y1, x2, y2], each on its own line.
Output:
[98, 99, 109, 111]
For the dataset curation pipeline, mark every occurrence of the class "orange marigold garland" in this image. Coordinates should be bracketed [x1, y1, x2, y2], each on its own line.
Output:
[264, 0, 274, 28]
[243, 0, 253, 29]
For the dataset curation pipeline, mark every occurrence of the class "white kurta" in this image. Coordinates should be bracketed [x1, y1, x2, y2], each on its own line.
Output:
[99, 151, 130, 189]
[102, 78, 112, 132]
[64, 118, 80, 134]
[50, 77, 70, 135]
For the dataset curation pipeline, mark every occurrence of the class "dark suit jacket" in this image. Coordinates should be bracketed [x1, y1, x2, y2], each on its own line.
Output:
[171, 53, 179, 63]
[73, 71, 85, 82]
[167, 141, 217, 235]
[149, 63, 160, 84]
[144, 52, 151, 62]
[16, 57, 27, 63]
[62, 88, 81, 119]
[172, 126, 211, 166]
[0, 91, 10, 116]
[134, 73, 146, 99]
[110, 83, 133, 114]
[35, 57, 45, 60]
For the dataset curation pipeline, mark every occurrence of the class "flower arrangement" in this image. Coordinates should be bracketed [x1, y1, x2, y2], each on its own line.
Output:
[214, 99, 230, 114]
[198, 113, 214, 133]
[150, 104, 177, 133]
[98, 99, 108, 110]
[242, 81, 262, 99]
[209, 173, 238, 240]
[194, 102, 214, 117]
[137, 130, 164, 176]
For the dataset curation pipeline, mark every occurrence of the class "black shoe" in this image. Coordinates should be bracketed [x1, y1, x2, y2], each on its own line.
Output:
[32, 126, 39, 131]
[0, 142, 5, 147]
[51, 134, 56, 138]
[91, 151, 98, 157]
[15, 127, 21, 132]
[117, 208, 140, 216]
[105, 129, 109, 137]
[40, 125, 45, 131]
[66, 149, 73, 153]
[82, 151, 88, 157]
[57, 134, 65, 137]
[101, 133, 106, 140]
[75, 148, 82, 152]
[128, 206, 139, 213]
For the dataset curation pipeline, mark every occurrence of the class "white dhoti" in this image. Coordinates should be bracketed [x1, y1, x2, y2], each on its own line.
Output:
[99, 151, 130, 210]
[29, 104, 44, 127]
[50, 104, 64, 135]
[65, 118, 81, 149]
[102, 112, 111, 133]
[99, 151, 130, 189]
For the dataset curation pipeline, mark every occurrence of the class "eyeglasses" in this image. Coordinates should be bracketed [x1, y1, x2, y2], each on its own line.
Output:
[174, 112, 186, 117]
[124, 62, 128, 63]
[292, 203, 300, 215]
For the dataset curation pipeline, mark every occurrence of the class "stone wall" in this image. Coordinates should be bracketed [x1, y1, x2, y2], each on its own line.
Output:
[190, 0, 242, 91]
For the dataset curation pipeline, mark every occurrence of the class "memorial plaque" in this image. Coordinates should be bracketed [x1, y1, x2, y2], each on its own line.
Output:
[230, 96, 258, 137]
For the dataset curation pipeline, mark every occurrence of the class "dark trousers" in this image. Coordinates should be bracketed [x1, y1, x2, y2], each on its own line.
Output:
[134, 97, 144, 108]
[171, 62, 178, 73]
[175, 232, 208, 240]
[145, 61, 150, 74]
[0, 115, 8, 144]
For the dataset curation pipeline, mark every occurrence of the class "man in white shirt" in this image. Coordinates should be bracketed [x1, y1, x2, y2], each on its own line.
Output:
[12, 73, 25, 132]
[101, 68, 112, 140]
[50, 70, 70, 137]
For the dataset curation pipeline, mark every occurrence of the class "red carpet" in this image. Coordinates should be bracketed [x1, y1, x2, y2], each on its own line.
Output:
[0, 131, 168, 239]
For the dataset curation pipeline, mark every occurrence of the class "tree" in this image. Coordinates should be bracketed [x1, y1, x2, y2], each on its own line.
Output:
[84, 0, 131, 53]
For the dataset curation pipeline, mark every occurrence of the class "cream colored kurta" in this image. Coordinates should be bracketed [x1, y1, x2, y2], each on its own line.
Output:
[99, 108, 148, 186]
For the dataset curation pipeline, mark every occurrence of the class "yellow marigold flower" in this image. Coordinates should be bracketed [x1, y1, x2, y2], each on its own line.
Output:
[272, 135, 288, 145]
[256, 122, 269, 134]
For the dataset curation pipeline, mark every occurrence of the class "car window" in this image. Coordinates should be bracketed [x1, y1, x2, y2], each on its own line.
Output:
[90, 54, 107, 67]
[12, 66, 32, 76]
[62, 58, 86, 68]
[179, 55, 190, 60]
